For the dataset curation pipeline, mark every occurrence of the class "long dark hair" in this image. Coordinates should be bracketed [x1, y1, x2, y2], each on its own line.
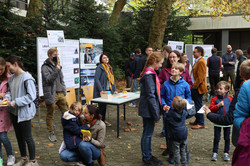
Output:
[165, 50, 181, 68]
[99, 53, 110, 64]
[87, 105, 102, 120]
[0, 57, 8, 81]
[6, 55, 24, 70]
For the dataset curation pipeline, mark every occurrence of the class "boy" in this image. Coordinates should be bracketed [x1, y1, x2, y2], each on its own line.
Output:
[165, 96, 195, 166]
[209, 81, 233, 161]
[161, 62, 192, 163]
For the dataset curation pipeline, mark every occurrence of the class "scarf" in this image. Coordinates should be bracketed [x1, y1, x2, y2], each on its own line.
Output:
[143, 67, 161, 103]
[102, 63, 115, 91]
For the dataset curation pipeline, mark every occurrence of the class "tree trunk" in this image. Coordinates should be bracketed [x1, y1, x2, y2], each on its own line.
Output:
[26, 0, 43, 17]
[108, 0, 127, 27]
[148, 0, 172, 49]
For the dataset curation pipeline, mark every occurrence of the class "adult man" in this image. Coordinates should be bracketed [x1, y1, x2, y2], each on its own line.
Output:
[41, 48, 68, 142]
[234, 49, 247, 91]
[190, 46, 208, 129]
[222, 45, 237, 90]
[129, 47, 153, 107]
[207, 48, 222, 97]
[124, 52, 135, 88]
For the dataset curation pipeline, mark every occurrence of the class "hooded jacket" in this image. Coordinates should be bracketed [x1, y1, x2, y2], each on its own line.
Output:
[61, 111, 89, 150]
[209, 94, 233, 115]
[41, 58, 66, 105]
[5, 72, 36, 123]
[161, 76, 192, 110]
[139, 72, 161, 121]
[166, 105, 195, 142]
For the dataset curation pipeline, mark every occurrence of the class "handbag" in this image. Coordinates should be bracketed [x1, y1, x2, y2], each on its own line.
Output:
[97, 148, 106, 166]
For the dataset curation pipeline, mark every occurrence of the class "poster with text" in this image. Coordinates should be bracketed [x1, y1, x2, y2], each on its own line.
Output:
[47, 30, 65, 47]
[79, 38, 103, 69]
[168, 41, 184, 53]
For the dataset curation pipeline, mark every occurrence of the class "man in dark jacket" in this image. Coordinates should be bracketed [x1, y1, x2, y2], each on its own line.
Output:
[41, 48, 68, 142]
[235, 49, 247, 91]
[124, 53, 135, 88]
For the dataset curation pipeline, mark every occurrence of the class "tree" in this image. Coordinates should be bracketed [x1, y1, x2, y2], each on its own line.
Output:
[108, 0, 127, 27]
[26, 0, 43, 17]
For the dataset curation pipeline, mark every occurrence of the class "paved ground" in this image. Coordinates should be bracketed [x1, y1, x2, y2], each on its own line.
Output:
[2, 100, 234, 166]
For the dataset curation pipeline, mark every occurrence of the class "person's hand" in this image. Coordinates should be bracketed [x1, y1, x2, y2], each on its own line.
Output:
[114, 91, 118, 94]
[217, 101, 224, 107]
[83, 136, 91, 142]
[203, 106, 211, 115]
[0, 93, 5, 99]
[155, 120, 160, 124]
[7, 101, 15, 107]
[163, 105, 170, 113]
[229, 62, 235, 65]
[100, 91, 103, 96]
[56, 63, 61, 69]
[183, 99, 188, 104]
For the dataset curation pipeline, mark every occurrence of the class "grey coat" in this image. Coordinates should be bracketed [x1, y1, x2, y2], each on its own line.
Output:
[41, 58, 66, 105]
[93, 64, 116, 98]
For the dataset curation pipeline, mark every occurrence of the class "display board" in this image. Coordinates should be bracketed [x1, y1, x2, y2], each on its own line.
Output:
[168, 41, 184, 53]
[37, 37, 80, 96]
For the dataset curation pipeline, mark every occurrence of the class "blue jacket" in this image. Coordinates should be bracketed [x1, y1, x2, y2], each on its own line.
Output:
[209, 94, 233, 115]
[61, 111, 89, 150]
[161, 76, 192, 110]
[5, 72, 36, 123]
[138, 73, 161, 121]
[234, 80, 250, 130]
[166, 105, 195, 142]
[222, 52, 237, 70]
[93, 64, 116, 98]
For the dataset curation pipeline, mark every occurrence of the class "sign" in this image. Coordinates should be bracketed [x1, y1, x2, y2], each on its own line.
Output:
[47, 30, 65, 47]
[168, 41, 184, 53]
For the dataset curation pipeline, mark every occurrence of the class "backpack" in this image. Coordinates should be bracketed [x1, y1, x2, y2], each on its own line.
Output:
[24, 80, 40, 108]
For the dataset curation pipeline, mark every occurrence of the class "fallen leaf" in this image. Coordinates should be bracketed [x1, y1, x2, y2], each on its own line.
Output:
[47, 143, 54, 146]
[160, 144, 167, 149]
[187, 133, 192, 136]
[14, 151, 18, 154]
[127, 122, 133, 126]
[137, 124, 143, 126]
[36, 156, 40, 159]
[131, 128, 137, 131]
[124, 128, 130, 132]
[40, 119, 44, 122]
[112, 130, 115, 132]
[128, 146, 131, 149]
[118, 136, 122, 139]
[120, 114, 124, 118]
[205, 126, 208, 128]
[31, 123, 34, 127]
[195, 157, 200, 161]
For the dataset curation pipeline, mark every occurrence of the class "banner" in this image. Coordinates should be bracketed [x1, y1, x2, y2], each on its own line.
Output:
[47, 30, 65, 47]
[168, 41, 184, 53]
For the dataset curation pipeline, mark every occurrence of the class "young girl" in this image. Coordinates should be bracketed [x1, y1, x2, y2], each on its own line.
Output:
[139, 52, 164, 166]
[3, 55, 39, 166]
[0, 57, 15, 165]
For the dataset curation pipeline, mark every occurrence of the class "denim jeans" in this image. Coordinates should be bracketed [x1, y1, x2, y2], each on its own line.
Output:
[0, 132, 14, 158]
[131, 79, 139, 105]
[60, 141, 100, 164]
[191, 89, 204, 126]
[213, 126, 231, 153]
[141, 118, 155, 160]
[172, 139, 188, 166]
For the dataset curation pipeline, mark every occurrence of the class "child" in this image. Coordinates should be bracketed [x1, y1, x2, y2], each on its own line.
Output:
[209, 81, 233, 161]
[3, 55, 39, 166]
[61, 102, 89, 151]
[165, 96, 195, 166]
[161, 62, 192, 163]
[139, 52, 164, 166]
[0, 57, 15, 165]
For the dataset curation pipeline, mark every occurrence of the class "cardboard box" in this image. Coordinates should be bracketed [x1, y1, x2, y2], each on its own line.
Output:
[101, 91, 113, 99]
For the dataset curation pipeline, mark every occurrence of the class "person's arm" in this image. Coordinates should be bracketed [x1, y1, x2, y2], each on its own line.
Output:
[90, 123, 106, 148]
[63, 119, 84, 136]
[160, 83, 167, 107]
[41, 65, 60, 85]
[185, 83, 192, 103]
[192, 60, 206, 89]
[94, 66, 103, 94]
[185, 70, 193, 89]
[222, 54, 229, 66]
[209, 97, 219, 113]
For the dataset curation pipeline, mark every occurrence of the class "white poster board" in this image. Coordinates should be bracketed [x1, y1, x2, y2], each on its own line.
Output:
[47, 30, 65, 47]
[37, 37, 80, 96]
[168, 41, 184, 53]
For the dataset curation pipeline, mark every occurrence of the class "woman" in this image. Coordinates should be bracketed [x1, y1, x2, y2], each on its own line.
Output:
[0, 57, 15, 165]
[93, 54, 117, 126]
[3, 55, 39, 166]
[158, 50, 193, 89]
[60, 105, 106, 166]
[139, 52, 164, 166]
[180, 53, 192, 75]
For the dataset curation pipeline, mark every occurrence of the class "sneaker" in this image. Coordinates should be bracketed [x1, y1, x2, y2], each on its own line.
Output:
[168, 154, 174, 164]
[7, 155, 15, 166]
[104, 121, 111, 127]
[143, 157, 162, 166]
[13, 159, 28, 166]
[224, 153, 230, 161]
[23, 160, 39, 166]
[151, 156, 163, 165]
[128, 103, 136, 108]
[162, 149, 169, 156]
[211, 153, 217, 161]
[48, 131, 57, 142]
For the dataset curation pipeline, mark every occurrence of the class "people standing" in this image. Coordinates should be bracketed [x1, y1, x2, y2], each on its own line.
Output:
[124, 53, 135, 88]
[4, 55, 39, 166]
[180, 53, 192, 75]
[234, 49, 247, 91]
[207, 48, 222, 97]
[222, 45, 237, 90]
[190, 46, 208, 129]
[0, 57, 15, 165]
[93, 54, 117, 127]
[160, 45, 172, 72]
[41, 48, 68, 142]
[139, 52, 164, 166]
